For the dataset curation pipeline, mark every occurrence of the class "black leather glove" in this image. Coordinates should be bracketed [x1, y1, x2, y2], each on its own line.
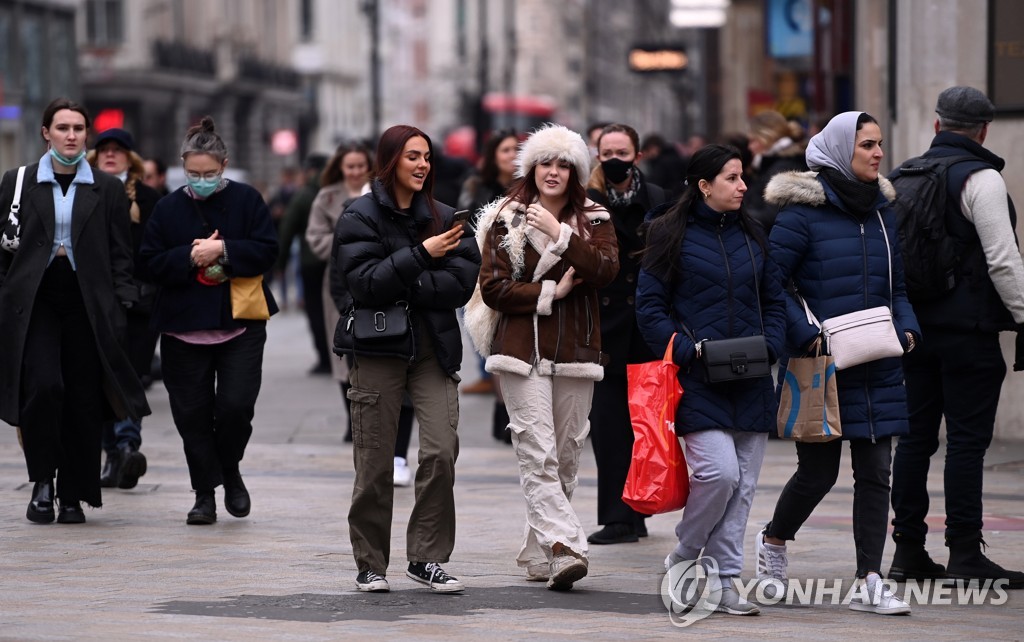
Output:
[1014, 330, 1024, 372]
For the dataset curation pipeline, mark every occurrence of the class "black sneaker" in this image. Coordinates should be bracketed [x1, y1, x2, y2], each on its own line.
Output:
[406, 562, 465, 593]
[355, 570, 389, 592]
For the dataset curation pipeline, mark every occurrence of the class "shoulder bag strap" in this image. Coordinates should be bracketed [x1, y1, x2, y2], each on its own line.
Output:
[876, 210, 893, 310]
[743, 233, 766, 335]
[9, 166, 26, 223]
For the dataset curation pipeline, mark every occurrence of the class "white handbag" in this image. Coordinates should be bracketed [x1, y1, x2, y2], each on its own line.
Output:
[800, 211, 905, 371]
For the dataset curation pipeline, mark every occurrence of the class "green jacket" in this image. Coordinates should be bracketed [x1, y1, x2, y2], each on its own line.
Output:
[277, 176, 326, 270]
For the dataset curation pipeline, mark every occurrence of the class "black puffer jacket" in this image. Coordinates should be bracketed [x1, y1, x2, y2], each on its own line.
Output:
[333, 180, 481, 375]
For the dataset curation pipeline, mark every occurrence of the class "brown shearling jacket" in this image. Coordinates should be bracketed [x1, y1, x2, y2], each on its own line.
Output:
[476, 198, 619, 380]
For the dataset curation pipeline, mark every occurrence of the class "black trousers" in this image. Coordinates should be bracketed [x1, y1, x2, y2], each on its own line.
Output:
[892, 328, 1005, 543]
[161, 326, 266, 491]
[19, 257, 104, 507]
[767, 437, 893, 577]
[589, 374, 642, 526]
[301, 263, 330, 369]
[102, 309, 157, 453]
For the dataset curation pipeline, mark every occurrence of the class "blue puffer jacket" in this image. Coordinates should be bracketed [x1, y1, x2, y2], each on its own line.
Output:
[765, 171, 921, 441]
[636, 202, 788, 435]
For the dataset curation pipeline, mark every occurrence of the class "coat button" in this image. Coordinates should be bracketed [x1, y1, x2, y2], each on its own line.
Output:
[16, 307, 23, 315]
[626, 295, 635, 305]
[601, 296, 610, 306]
[626, 273, 635, 283]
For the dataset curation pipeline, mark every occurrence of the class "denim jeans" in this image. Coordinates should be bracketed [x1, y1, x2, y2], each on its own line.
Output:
[892, 328, 1005, 543]
[767, 437, 893, 577]
[160, 326, 266, 491]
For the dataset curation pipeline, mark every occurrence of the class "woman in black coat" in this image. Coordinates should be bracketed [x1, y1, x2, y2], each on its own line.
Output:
[141, 116, 279, 526]
[335, 125, 480, 594]
[584, 123, 667, 545]
[0, 97, 150, 524]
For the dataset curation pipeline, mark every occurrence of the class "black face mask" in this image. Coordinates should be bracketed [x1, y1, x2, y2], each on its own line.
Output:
[601, 158, 633, 184]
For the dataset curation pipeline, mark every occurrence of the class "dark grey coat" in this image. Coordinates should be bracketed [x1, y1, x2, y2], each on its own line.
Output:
[0, 161, 151, 426]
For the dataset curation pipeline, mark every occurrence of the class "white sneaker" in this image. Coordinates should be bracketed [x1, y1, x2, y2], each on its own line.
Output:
[547, 551, 588, 591]
[393, 457, 412, 487]
[849, 573, 911, 615]
[525, 562, 550, 582]
[754, 526, 788, 601]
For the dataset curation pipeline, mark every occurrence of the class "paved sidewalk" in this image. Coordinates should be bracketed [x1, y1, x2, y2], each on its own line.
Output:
[1, 311, 1022, 640]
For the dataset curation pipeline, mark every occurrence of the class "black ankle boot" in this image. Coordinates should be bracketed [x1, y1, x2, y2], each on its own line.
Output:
[117, 443, 148, 489]
[187, 490, 217, 525]
[100, 451, 122, 488]
[946, 534, 1024, 589]
[57, 500, 86, 524]
[26, 480, 55, 524]
[888, 534, 945, 581]
[222, 469, 250, 518]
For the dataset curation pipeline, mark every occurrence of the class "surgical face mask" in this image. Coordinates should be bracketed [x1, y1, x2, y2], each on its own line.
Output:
[187, 174, 222, 198]
[600, 157, 633, 184]
[50, 148, 86, 167]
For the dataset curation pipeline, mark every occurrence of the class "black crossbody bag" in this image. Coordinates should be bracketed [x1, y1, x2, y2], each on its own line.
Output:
[682, 234, 770, 383]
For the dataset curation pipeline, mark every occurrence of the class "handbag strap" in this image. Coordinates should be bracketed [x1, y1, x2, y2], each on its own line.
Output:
[677, 229, 766, 342]
[9, 166, 25, 223]
[798, 211, 893, 329]
[877, 210, 893, 310]
[743, 233, 766, 335]
[663, 332, 676, 362]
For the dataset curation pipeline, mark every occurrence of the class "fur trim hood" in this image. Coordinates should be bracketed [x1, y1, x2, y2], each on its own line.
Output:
[764, 170, 896, 209]
[515, 123, 591, 186]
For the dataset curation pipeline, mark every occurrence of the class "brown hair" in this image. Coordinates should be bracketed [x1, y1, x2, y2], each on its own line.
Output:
[501, 162, 597, 235]
[321, 144, 373, 188]
[375, 125, 441, 235]
[586, 123, 641, 193]
[41, 97, 91, 140]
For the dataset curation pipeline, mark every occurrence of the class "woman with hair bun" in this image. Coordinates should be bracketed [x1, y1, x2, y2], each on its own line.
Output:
[141, 116, 279, 526]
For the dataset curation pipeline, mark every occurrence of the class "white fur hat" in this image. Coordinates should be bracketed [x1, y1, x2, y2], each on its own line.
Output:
[515, 123, 591, 186]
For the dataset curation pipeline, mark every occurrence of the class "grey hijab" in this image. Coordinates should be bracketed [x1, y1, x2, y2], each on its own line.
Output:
[804, 111, 863, 181]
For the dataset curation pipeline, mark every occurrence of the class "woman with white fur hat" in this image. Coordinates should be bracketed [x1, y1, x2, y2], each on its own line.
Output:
[465, 124, 619, 590]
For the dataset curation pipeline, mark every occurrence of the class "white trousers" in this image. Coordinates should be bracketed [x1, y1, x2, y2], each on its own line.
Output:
[500, 370, 594, 567]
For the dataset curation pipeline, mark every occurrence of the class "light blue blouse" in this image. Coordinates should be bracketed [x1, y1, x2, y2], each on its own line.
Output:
[35, 152, 95, 270]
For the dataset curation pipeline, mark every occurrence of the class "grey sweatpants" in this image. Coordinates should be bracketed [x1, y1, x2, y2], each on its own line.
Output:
[673, 429, 768, 577]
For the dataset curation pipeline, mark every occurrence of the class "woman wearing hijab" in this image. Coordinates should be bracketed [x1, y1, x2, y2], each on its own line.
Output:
[754, 112, 920, 615]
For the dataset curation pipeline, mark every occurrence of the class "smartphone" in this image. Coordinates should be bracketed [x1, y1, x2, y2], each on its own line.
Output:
[450, 209, 471, 229]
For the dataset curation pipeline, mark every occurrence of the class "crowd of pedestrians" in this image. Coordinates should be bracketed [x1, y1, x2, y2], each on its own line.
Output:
[1, 86, 1022, 615]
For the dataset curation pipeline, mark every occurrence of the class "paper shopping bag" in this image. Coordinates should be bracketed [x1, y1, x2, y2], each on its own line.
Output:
[777, 346, 842, 442]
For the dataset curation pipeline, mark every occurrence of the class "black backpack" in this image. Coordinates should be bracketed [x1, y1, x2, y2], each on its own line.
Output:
[888, 154, 976, 303]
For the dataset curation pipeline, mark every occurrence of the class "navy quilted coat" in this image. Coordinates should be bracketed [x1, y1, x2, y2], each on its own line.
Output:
[765, 171, 921, 441]
[636, 202, 788, 435]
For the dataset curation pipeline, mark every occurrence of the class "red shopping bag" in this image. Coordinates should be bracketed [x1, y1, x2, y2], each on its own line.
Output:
[622, 334, 689, 514]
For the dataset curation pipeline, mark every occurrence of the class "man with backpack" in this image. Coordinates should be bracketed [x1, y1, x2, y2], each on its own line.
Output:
[889, 86, 1024, 588]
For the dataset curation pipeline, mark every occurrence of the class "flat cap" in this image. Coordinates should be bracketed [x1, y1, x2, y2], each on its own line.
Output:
[935, 86, 995, 124]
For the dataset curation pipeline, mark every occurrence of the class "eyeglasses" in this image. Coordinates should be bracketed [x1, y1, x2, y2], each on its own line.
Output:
[184, 170, 222, 181]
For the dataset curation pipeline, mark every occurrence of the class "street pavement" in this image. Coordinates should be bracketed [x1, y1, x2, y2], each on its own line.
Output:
[2, 310, 1023, 640]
